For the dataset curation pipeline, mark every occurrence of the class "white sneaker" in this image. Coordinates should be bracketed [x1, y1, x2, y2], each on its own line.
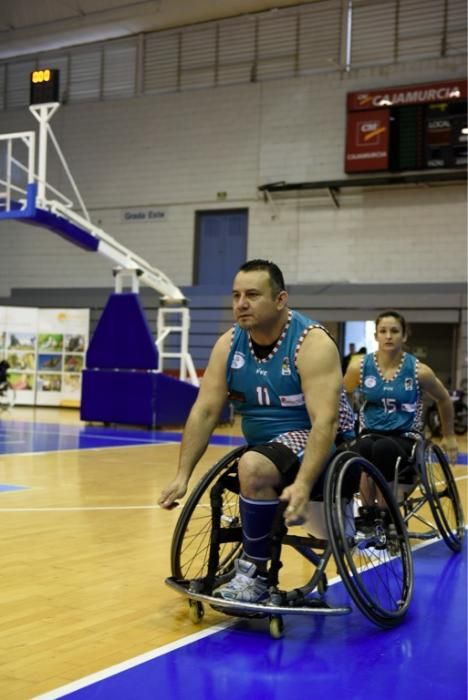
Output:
[213, 559, 268, 603]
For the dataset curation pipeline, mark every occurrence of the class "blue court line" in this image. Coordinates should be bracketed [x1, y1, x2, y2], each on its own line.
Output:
[0, 484, 27, 492]
[0, 420, 245, 455]
[36, 538, 467, 700]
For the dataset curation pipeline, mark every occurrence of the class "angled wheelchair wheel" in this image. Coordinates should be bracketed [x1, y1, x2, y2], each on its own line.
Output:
[420, 442, 465, 552]
[324, 451, 414, 629]
[171, 446, 246, 581]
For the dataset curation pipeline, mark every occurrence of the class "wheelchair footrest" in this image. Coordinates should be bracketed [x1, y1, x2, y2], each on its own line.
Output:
[165, 576, 352, 617]
[406, 529, 439, 541]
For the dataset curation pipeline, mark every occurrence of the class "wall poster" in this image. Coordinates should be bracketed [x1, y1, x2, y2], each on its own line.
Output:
[0, 306, 89, 407]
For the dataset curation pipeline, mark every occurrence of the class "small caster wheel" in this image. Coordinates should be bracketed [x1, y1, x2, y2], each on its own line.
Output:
[317, 573, 328, 595]
[269, 615, 284, 639]
[188, 600, 204, 623]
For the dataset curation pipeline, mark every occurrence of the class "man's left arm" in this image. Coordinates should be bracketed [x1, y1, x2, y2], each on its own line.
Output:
[280, 329, 341, 526]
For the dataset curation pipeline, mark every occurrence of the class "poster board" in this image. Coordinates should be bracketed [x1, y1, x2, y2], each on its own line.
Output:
[0, 306, 89, 407]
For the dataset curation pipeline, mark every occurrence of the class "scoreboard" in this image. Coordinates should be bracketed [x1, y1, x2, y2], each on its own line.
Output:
[345, 79, 467, 174]
[30, 69, 60, 105]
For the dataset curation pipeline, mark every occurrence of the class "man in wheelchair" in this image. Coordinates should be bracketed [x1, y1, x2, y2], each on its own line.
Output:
[343, 309, 458, 490]
[159, 259, 355, 603]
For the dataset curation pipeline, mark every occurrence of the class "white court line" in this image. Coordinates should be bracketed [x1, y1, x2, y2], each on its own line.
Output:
[0, 504, 164, 512]
[0, 441, 177, 458]
[0, 503, 211, 513]
[0, 436, 241, 457]
[0, 475, 465, 513]
[0, 430, 180, 444]
[0, 424, 181, 442]
[32, 621, 235, 700]
[0, 428, 180, 444]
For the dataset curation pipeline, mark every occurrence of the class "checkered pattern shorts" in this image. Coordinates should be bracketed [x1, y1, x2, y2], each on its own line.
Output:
[271, 430, 309, 457]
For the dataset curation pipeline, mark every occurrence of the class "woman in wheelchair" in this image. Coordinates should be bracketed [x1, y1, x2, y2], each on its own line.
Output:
[159, 259, 355, 604]
[344, 310, 458, 504]
[343, 310, 458, 492]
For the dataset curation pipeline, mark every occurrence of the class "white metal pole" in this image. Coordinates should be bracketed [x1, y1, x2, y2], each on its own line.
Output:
[36, 105, 49, 204]
[29, 103, 59, 205]
[25, 131, 36, 185]
[6, 139, 12, 210]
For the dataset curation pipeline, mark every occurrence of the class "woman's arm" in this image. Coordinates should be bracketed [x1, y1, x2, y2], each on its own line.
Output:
[419, 363, 458, 466]
[343, 355, 362, 394]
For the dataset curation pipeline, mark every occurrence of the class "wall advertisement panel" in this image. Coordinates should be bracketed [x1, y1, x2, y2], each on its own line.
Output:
[0, 307, 89, 407]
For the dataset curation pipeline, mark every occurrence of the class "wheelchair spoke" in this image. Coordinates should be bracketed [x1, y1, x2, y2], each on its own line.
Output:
[347, 540, 409, 613]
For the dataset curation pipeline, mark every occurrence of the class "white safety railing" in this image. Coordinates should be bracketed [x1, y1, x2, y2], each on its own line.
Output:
[0, 131, 36, 213]
[156, 306, 199, 386]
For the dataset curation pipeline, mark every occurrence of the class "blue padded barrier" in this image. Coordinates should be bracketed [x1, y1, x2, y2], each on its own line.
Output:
[86, 293, 158, 370]
[80, 370, 199, 427]
[81, 292, 202, 427]
[153, 372, 200, 425]
[81, 370, 158, 426]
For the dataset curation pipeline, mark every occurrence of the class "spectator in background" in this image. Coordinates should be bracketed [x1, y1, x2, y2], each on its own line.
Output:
[341, 342, 356, 374]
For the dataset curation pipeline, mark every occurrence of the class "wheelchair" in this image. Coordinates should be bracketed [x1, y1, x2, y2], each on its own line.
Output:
[166, 446, 414, 638]
[376, 431, 466, 553]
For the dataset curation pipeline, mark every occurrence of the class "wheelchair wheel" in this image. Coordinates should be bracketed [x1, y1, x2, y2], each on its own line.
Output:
[420, 442, 465, 552]
[171, 446, 246, 581]
[325, 452, 413, 629]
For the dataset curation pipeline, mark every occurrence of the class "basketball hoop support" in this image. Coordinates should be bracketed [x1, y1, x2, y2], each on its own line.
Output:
[0, 102, 199, 387]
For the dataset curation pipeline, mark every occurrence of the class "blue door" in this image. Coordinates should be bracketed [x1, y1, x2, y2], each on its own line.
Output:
[195, 210, 248, 286]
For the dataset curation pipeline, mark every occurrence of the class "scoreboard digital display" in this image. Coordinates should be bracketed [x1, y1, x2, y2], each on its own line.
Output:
[345, 79, 467, 174]
[30, 69, 60, 105]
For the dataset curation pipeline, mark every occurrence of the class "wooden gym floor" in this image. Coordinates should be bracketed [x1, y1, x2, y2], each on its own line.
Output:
[0, 407, 466, 699]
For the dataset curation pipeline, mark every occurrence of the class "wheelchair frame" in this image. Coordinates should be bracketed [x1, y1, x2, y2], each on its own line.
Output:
[166, 447, 414, 638]
[387, 432, 465, 553]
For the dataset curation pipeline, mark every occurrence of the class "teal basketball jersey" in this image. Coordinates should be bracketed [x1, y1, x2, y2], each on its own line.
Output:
[359, 352, 423, 433]
[226, 310, 354, 445]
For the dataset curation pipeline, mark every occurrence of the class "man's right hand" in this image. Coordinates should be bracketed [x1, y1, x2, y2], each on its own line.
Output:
[158, 477, 188, 509]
